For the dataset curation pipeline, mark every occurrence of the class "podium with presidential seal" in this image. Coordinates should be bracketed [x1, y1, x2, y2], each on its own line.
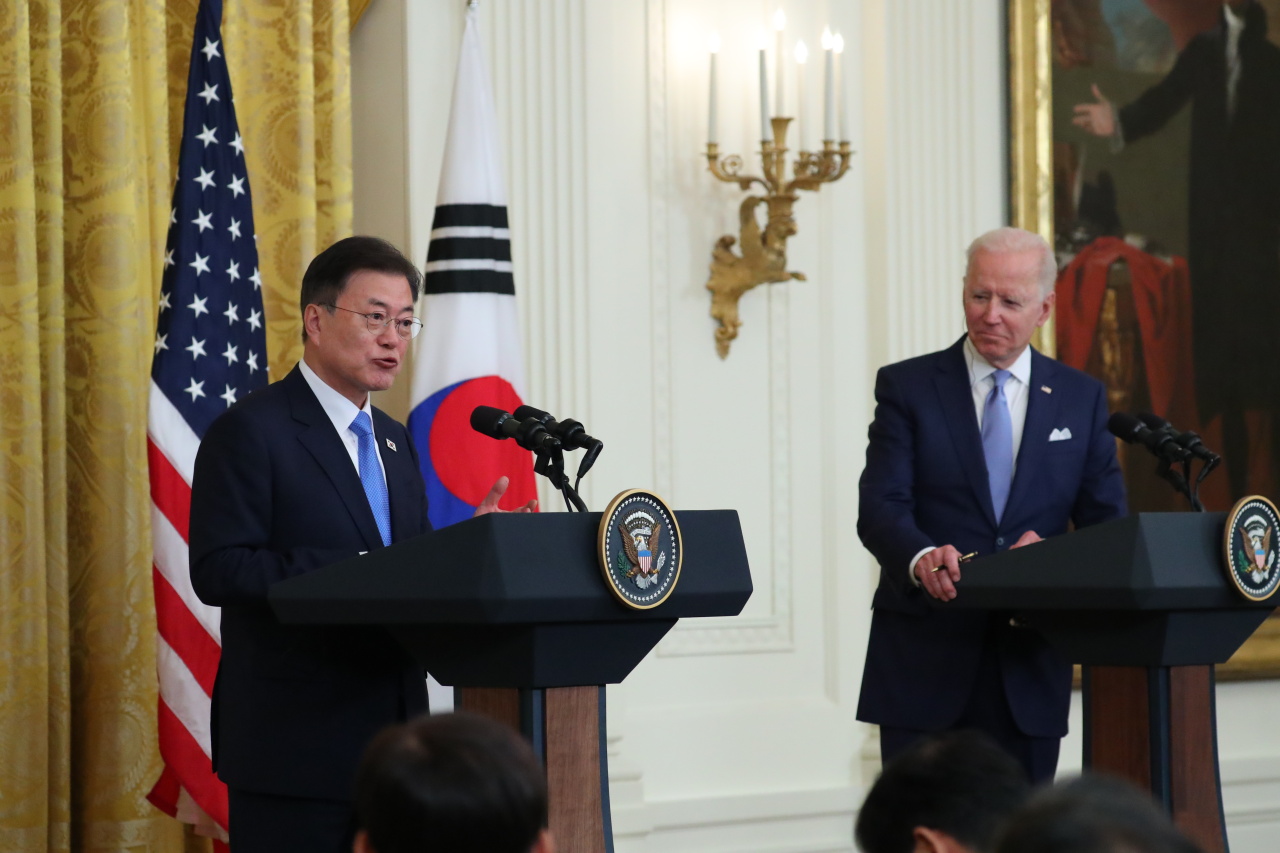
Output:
[940, 497, 1280, 853]
[269, 492, 751, 853]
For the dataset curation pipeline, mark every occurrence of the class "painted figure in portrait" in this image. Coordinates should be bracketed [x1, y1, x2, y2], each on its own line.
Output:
[1051, 0, 1280, 509]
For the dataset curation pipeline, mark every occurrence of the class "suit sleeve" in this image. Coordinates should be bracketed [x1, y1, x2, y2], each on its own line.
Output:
[1118, 37, 1202, 145]
[1070, 380, 1128, 529]
[188, 407, 356, 606]
[857, 366, 935, 598]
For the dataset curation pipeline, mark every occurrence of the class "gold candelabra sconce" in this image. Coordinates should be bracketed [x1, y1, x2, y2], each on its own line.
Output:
[705, 118, 852, 358]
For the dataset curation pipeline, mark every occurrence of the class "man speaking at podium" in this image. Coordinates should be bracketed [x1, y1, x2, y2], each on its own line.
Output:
[189, 237, 532, 852]
[855, 227, 1126, 783]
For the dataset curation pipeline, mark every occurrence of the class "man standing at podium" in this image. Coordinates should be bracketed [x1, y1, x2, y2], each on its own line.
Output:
[189, 237, 532, 852]
[856, 227, 1126, 783]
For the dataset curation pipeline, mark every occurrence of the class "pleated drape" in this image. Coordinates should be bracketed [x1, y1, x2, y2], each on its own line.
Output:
[0, 1, 354, 849]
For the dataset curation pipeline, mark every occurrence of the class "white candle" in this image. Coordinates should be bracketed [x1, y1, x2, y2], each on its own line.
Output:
[794, 39, 809, 150]
[758, 30, 771, 141]
[821, 28, 835, 141]
[834, 32, 847, 142]
[708, 32, 720, 145]
[773, 9, 787, 117]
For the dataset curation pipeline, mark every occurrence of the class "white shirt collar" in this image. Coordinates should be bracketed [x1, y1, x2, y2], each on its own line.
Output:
[1225, 2, 1246, 36]
[299, 357, 375, 433]
[964, 336, 1032, 389]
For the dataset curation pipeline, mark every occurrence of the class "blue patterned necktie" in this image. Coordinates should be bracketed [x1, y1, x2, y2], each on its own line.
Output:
[983, 369, 1014, 523]
[350, 411, 391, 547]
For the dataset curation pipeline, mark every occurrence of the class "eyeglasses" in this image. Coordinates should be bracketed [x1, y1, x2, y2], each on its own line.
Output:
[323, 304, 423, 340]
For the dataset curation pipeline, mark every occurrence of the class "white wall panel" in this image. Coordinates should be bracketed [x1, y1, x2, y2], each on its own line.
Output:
[352, 2, 1280, 851]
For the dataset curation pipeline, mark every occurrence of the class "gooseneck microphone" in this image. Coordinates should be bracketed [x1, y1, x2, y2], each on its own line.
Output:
[1106, 411, 1191, 463]
[1136, 412, 1220, 462]
[469, 405, 562, 453]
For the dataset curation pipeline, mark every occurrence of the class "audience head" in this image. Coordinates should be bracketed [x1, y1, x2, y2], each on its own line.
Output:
[994, 773, 1203, 853]
[353, 711, 554, 853]
[855, 730, 1031, 853]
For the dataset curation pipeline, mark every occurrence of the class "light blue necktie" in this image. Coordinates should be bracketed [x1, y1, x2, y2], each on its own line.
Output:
[350, 411, 391, 546]
[982, 369, 1014, 523]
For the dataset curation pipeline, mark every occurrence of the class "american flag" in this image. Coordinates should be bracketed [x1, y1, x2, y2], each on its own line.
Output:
[146, 0, 266, 844]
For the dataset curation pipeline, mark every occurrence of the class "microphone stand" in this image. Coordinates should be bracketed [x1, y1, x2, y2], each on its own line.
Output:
[1154, 455, 1204, 512]
[533, 446, 588, 512]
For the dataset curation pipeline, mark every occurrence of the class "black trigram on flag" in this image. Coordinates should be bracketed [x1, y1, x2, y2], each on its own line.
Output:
[424, 203, 514, 295]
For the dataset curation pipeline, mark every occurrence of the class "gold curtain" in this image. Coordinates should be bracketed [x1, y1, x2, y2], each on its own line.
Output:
[0, 0, 353, 849]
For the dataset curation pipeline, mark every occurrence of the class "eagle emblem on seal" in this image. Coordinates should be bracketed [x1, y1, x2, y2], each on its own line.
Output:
[618, 511, 665, 589]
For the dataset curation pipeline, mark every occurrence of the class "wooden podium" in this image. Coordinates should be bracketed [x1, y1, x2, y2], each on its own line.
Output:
[945, 513, 1273, 853]
[269, 510, 752, 853]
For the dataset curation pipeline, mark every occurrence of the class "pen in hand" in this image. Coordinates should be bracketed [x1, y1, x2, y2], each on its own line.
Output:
[931, 551, 978, 573]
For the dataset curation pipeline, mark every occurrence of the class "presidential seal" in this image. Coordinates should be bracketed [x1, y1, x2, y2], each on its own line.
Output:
[598, 490, 682, 610]
[1224, 495, 1280, 602]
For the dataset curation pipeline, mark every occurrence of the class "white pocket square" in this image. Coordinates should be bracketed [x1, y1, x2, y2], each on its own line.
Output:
[1049, 427, 1073, 442]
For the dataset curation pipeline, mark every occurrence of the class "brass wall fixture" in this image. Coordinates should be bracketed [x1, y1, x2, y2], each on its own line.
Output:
[704, 120, 851, 358]
[704, 20, 853, 358]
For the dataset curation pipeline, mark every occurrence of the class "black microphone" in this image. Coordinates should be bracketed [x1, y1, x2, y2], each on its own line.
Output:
[1136, 412, 1220, 462]
[470, 406, 562, 453]
[513, 405, 603, 452]
[1107, 411, 1191, 463]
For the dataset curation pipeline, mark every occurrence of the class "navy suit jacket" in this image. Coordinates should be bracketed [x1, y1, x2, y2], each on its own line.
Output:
[189, 365, 432, 800]
[855, 338, 1125, 737]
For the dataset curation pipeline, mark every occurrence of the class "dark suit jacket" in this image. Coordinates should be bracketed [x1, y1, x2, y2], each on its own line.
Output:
[855, 338, 1125, 737]
[189, 365, 431, 800]
[1117, 2, 1280, 414]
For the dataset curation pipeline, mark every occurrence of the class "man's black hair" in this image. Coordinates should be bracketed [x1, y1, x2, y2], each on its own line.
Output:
[855, 731, 1030, 853]
[299, 236, 423, 340]
[994, 773, 1203, 853]
[354, 711, 548, 853]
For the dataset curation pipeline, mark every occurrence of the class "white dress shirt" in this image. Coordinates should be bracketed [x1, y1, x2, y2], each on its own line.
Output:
[1225, 2, 1245, 118]
[299, 358, 388, 488]
[907, 339, 1035, 582]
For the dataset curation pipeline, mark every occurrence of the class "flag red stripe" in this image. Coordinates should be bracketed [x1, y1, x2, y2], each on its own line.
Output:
[153, 566, 219, 695]
[146, 763, 182, 817]
[157, 699, 229, 830]
[148, 438, 191, 541]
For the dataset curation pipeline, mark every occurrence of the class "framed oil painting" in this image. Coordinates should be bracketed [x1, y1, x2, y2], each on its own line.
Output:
[1008, 0, 1280, 678]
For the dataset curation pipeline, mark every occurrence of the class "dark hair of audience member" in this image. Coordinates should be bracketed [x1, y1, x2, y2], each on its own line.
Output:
[994, 773, 1204, 853]
[354, 711, 548, 853]
[855, 730, 1030, 853]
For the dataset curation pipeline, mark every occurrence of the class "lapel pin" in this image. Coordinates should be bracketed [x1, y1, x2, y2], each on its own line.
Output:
[1041, 385, 1052, 394]
[385, 438, 397, 452]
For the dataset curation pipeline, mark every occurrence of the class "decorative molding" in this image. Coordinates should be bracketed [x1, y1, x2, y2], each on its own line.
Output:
[880, 1, 1003, 365]
[612, 785, 859, 853]
[646, 0, 674, 502]
[483, 0, 592, 510]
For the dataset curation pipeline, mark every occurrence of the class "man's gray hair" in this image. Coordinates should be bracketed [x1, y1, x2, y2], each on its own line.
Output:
[965, 227, 1056, 298]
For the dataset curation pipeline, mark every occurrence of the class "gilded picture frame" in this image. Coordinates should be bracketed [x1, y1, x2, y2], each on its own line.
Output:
[1007, 0, 1280, 680]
